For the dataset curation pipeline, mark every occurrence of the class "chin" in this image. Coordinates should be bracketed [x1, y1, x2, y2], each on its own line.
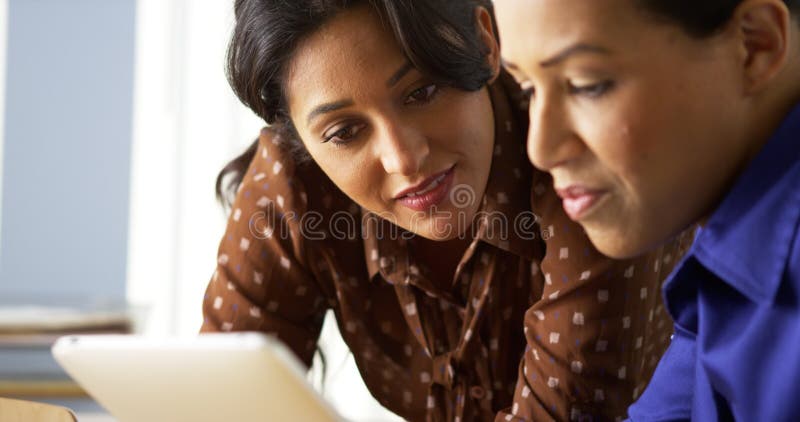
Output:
[584, 225, 651, 260]
[428, 218, 474, 241]
[416, 224, 463, 242]
[403, 206, 477, 241]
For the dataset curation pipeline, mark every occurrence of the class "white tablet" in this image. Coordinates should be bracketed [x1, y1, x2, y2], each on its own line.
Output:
[51, 332, 343, 422]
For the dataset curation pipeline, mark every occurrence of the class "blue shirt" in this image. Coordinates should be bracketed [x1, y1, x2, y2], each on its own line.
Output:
[628, 102, 800, 421]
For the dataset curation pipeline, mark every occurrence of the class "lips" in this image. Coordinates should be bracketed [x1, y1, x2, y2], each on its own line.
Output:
[395, 165, 456, 211]
[555, 185, 607, 221]
[394, 165, 455, 199]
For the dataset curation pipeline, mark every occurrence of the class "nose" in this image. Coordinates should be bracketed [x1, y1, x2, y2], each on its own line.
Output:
[377, 119, 429, 176]
[526, 94, 583, 171]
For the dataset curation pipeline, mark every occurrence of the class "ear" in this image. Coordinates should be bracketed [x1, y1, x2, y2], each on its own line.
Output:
[475, 6, 501, 83]
[732, 0, 792, 94]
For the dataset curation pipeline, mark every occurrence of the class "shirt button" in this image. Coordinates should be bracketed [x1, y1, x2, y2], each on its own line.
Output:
[470, 385, 486, 399]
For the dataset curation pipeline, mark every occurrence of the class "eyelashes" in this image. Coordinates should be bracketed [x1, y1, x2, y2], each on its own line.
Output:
[516, 80, 615, 111]
[322, 122, 366, 146]
[404, 84, 439, 105]
[321, 83, 442, 147]
[568, 80, 615, 98]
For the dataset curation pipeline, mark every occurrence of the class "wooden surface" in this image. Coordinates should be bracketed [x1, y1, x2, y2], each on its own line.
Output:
[0, 397, 77, 422]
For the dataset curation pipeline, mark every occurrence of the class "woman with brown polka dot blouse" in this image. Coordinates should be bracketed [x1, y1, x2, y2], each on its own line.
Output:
[201, 1, 693, 420]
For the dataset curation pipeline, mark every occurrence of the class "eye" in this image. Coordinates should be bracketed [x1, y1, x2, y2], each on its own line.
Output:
[404, 84, 439, 105]
[568, 80, 615, 98]
[322, 123, 366, 146]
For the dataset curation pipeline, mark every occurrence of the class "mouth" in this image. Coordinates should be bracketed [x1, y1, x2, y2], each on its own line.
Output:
[555, 185, 608, 221]
[394, 165, 456, 211]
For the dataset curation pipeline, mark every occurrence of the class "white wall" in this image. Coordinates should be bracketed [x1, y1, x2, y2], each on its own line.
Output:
[127, 0, 263, 335]
[0, 0, 8, 260]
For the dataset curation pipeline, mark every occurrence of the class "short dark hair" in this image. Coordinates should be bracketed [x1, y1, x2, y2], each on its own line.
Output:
[217, 0, 495, 206]
[638, 0, 800, 37]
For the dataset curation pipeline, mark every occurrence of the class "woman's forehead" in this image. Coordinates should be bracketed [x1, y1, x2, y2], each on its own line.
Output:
[290, 5, 399, 70]
[284, 7, 409, 116]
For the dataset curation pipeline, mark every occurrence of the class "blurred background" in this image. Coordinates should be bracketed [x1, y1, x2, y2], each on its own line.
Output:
[0, 1, 401, 420]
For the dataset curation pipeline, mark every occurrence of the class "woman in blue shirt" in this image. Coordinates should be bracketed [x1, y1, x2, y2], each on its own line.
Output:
[492, 0, 800, 420]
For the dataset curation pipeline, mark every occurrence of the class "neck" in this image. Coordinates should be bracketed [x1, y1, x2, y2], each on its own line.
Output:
[413, 235, 473, 286]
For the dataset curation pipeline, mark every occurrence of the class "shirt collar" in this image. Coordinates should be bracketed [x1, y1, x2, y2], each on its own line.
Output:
[364, 72, 537, 284]
[474, 71, 536, 259]
[687, 102, 800, 305]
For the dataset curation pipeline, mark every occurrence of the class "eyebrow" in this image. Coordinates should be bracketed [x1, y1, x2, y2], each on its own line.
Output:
[502, 44, 612, 72]
[539, 43, 611, 67]
[306, 99, 355, 125]
[386, 61, 414, 87]
[305, 61, 415, 125]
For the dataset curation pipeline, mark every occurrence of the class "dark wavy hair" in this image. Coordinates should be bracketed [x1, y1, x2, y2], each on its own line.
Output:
[638, 0, 800, 37]
[216, 0, 495, 207]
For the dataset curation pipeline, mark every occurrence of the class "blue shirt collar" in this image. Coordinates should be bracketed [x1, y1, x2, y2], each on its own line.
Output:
[688, 102, 800, 305]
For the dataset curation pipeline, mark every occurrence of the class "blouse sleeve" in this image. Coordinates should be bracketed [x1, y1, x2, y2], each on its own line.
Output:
[497, 170, 680, 421]
[201, 129, 329, 367]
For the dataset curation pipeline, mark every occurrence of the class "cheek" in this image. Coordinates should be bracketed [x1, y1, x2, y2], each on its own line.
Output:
[302, 140, 385, 207]
[586, 86, 678, 190]
[613, 122, 655, 183]
[574, 117, 669, 238]
[450, 92, 495, 162]
[594, 104, 698, 234]
[581, 109, 648, 183]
